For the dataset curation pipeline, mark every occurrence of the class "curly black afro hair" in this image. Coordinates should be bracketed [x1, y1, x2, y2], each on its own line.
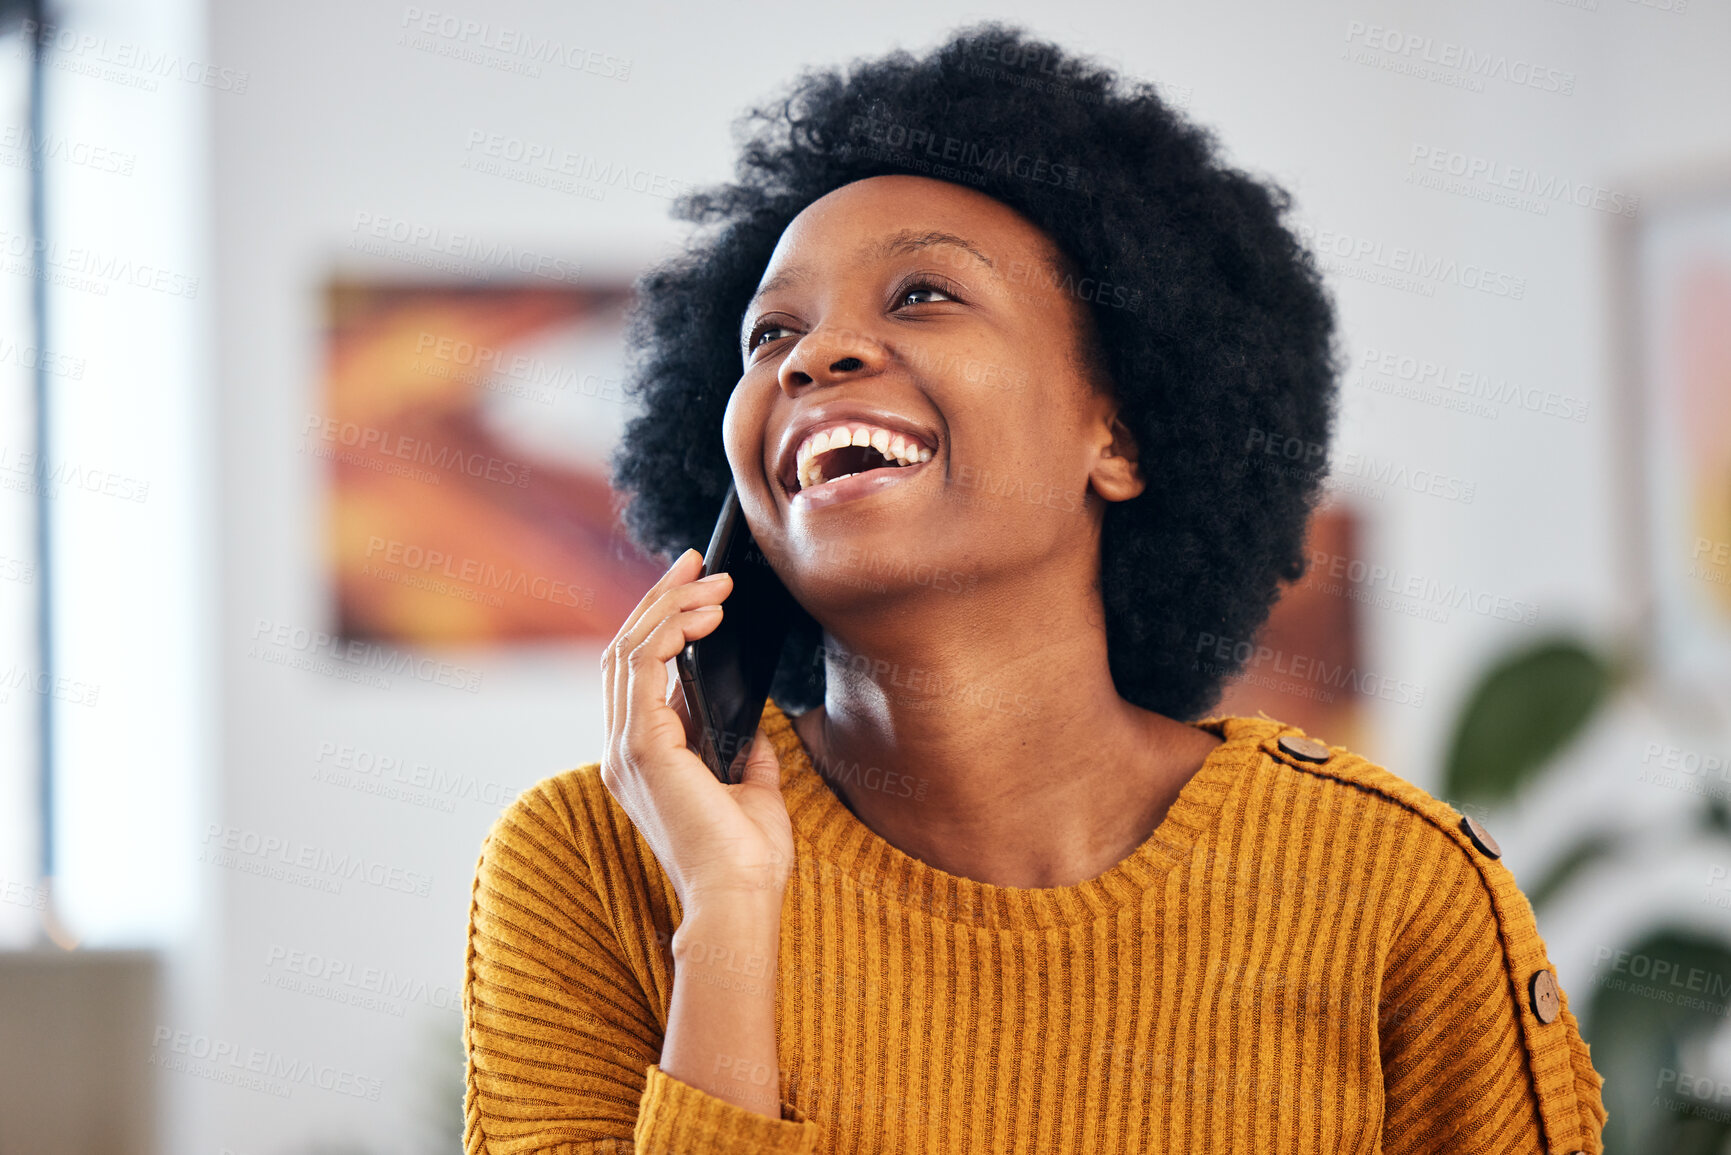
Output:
[609, 22, 1340, 722]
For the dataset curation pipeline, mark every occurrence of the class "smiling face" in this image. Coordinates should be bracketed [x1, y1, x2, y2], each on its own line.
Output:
[722, 174, 1145, 622]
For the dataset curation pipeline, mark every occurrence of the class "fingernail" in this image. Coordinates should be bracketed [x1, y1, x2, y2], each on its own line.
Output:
[698, 572, 730, 583]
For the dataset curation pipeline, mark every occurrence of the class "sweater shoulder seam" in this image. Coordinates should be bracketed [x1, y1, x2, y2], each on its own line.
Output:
[1260, 733, 1591, 1151]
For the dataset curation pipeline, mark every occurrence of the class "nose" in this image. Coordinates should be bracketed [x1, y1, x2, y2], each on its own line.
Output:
[777, 322, 884, 397]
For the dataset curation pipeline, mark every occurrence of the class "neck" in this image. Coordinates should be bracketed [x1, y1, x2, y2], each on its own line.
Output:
[790, 589, 1221, 889]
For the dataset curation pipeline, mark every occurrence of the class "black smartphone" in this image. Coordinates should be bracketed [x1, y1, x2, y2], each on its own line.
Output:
[675, 482, 800, 784]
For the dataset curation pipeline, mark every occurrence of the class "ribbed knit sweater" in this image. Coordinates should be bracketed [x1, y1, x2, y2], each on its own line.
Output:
[463, 698, 1607, 1154]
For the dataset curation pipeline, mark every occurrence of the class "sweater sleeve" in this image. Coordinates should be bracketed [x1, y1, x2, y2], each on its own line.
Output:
[463, 773, 821, 1155]
[1377, 827, 1607, 1155]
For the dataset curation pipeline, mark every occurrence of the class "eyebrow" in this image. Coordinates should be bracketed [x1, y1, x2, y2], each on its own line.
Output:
[872, 229, 996, 270]
[739, 229, 998, 346]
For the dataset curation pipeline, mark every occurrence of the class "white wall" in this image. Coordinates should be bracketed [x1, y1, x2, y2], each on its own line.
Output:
[202, 0, 1731, 1150]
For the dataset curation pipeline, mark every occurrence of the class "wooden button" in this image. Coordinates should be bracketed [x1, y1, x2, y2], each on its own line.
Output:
[1529, 969, 1561, 1023]
[1460, 815, 1502, 859]
[1277, 734, 1331, 763]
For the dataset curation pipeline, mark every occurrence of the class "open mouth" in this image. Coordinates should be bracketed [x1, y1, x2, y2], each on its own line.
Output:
[786, 423, 934, 499]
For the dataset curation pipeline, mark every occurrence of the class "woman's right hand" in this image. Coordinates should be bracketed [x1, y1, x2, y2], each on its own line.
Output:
[599, 547, 794, 915]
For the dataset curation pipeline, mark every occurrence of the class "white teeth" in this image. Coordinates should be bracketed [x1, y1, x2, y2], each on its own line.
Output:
[792, 420, 933, 492]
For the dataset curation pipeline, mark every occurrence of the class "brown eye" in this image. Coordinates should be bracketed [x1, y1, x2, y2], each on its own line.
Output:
[748, 323, 793, 351]
[892, 273, 966, 310]
[899, 283, 954, 307]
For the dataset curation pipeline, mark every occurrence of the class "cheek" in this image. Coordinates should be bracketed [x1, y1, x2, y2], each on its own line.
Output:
[966, 403, 1090, 499]
[719, 381, 761, 478]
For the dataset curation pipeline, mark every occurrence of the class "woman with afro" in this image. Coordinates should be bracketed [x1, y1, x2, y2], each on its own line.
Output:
[463, 24, 1606, 1155]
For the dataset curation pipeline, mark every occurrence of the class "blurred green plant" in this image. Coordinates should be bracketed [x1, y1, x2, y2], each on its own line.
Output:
[1589, 930, 1731, 1155]
[1443, 634, 1731, 1154]
[1442, 637, 1617, 806]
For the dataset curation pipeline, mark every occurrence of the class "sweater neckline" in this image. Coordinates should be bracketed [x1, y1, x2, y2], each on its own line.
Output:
[759, 697, 1278, 932]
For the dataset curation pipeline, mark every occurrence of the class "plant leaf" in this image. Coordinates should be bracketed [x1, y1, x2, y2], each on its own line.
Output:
[1443, 638, 1611, 806]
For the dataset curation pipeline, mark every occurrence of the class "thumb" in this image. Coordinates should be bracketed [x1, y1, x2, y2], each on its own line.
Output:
[734, 727, 781, 791]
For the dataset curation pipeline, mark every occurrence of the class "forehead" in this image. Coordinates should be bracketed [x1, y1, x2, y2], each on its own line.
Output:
[760, 175, 1060, 275]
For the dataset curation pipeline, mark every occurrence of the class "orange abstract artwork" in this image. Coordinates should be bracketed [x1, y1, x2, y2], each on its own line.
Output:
[319, 282, 666, 646]
[1633, 198, 1731, 694]
[1678, 261, 1731, 612]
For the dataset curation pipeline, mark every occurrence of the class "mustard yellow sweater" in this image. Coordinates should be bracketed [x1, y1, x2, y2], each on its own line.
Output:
[463, 699, 1607, 1153]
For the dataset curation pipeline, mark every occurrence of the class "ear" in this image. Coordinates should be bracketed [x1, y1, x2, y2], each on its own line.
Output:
[1089, 407, 1146, 503]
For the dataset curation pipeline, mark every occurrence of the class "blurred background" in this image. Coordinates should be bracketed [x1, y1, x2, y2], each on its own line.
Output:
[0, 0, 1727, 1151]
